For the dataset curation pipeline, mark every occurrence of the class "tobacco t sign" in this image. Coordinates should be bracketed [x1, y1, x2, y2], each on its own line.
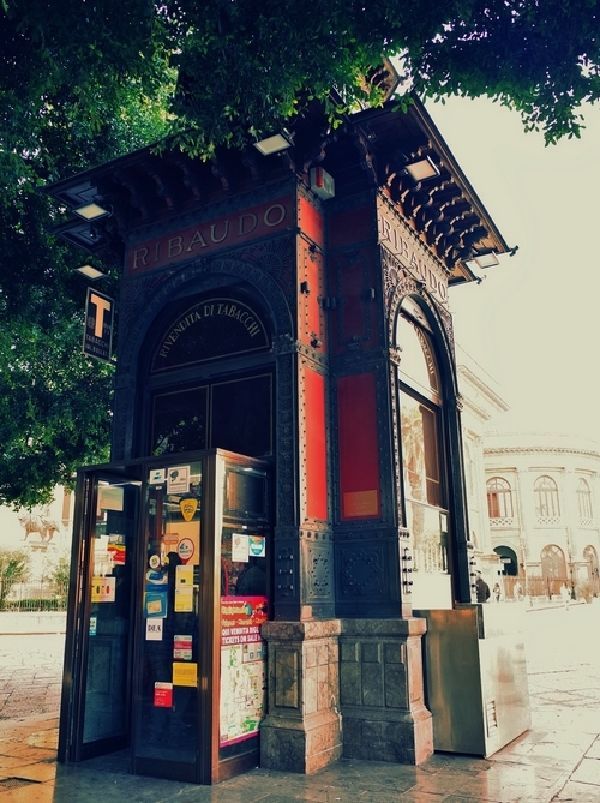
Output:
[83, 287, 114, 362]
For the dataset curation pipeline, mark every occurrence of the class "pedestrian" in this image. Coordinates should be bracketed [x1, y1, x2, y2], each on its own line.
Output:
[475, 571, 490, 603]
[493, 581, 501, 602]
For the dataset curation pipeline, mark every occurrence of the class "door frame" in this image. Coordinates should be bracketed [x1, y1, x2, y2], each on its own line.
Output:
[58, 465, 142, 762]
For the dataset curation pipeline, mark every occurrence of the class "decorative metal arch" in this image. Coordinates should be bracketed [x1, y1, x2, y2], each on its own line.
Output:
[117, 254, 295, 378]
[111, 248, 296, 463]
[385, 266, 458, 404]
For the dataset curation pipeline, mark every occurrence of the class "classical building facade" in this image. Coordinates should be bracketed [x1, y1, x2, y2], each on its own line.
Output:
[483, 434, 600, 599]
[455, 348, 508, 588]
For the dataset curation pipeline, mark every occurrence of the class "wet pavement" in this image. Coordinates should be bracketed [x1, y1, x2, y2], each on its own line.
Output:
[0, 603, 599, 801]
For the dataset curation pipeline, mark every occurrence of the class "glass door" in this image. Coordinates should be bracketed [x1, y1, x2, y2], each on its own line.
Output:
[131, 459, 204, 783]
[59, 470, 141, 762]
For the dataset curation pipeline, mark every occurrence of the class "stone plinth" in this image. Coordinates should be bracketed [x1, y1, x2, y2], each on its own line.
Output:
[260, 620, 342, 774]
[339, 617, 433, 765]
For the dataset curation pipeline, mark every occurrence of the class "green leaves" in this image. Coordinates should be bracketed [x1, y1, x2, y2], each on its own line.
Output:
[0, 549, 30, 608]
[1, 0, 599, 507]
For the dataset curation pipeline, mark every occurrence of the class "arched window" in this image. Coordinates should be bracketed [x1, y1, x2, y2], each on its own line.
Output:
[534, 475, 560, 518]
[145, 292, 273, 458]
[396, 299, 447, 574]
[577, 478, 593, 520]
[540, 544, 567, 579]
[486, 477, 513, 518]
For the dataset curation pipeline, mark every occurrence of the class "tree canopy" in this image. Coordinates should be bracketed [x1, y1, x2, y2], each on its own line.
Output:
[1, 0, 599, 507]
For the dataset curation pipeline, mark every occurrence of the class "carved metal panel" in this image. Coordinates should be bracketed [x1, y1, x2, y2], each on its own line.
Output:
[300, 533, 334, 611]
[338, 542, 386, 599]
[273, 533, 300, 619]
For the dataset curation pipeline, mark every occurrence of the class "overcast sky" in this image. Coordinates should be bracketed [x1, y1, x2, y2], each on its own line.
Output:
[425, 97, 600, 444]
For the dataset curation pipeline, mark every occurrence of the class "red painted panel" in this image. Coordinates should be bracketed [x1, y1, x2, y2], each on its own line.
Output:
[330, 248, 380, 355]
[340, 253, 365, 342]
[298, 238, 326, 352]
[337, 373, 380, 520]
[298, 194, 324, 246]
[329, 204, 374, 248]
[303, 366, 328, 521]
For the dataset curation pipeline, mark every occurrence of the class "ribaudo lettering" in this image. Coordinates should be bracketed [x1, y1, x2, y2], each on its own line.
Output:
[128, 201, 289, 273]
[378, 205, 449, 304]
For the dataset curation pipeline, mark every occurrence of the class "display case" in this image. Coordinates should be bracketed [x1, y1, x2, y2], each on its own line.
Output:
[59, 450, 271, 784]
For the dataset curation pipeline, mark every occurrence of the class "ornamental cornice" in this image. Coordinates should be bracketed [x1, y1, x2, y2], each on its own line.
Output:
[484, 445, 600, 460]
[461, 397, 492, 422]
[457, 365, 509, 412]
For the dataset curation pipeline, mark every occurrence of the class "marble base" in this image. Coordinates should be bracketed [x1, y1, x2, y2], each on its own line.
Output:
[339, 617, 433, 765]
[260, 620, 342, 774]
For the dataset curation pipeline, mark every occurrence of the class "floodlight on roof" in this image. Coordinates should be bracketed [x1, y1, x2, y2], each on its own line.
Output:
[73, 202, 111, 221]
[404, 155, 440, 182]
[253, 132, 292, 156]
[77, 264, 105, 280]
[473, 251, 500, 268]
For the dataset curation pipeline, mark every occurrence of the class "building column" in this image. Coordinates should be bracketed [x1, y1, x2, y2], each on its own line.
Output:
[260, 620, 342, 773]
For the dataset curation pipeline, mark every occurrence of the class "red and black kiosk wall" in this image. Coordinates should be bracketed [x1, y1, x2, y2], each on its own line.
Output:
[52, 99, 524, 783]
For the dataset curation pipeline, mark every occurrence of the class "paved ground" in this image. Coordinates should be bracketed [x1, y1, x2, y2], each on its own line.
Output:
[0, 633, 64, 721]
[0, 603, 599, 801]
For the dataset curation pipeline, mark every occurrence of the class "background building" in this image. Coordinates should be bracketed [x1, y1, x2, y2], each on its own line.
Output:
[457, 351, 600, 602]
[456, 347, 507, 591]
[484, 434, 600, 600]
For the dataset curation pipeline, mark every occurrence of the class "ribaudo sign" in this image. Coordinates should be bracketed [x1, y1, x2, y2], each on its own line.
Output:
[125, 197, 293, 274]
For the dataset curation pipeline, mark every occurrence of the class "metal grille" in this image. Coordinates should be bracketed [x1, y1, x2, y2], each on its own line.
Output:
[485, 699, 498, 735]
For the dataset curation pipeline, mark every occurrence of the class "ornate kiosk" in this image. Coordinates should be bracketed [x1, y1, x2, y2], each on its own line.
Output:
[52, 97, 528, 782]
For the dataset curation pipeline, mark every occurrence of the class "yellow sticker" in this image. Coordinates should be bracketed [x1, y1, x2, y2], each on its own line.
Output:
[174, 586, 194, 612]
[179, 497, 198, 522]
[173, 661, 198, 687]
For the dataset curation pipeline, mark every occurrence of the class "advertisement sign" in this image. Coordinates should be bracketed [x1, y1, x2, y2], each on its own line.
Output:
[83, 287, 114, 362]
[144, 590, 168, 618]
[179, 497, 198, 521]
[248, 535, 266, 558]
[220, 595, 268, 747]
[232, 532, 249, 563]
[167, 465, 190, 494]
[154, 682, 173, 708]
[90, 575, 116, 603]
[146, 619, 163, 641]
[173, 635, 193, 661]
[107, 533, 126, 565]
